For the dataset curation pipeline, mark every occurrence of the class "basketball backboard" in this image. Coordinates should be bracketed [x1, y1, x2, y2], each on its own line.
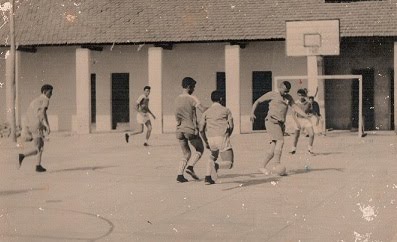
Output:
[286, 20, 340, 56]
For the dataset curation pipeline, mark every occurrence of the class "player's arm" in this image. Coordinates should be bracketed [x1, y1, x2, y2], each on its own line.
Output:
[42, 106, 51, 135]
[198, 115, 210, 149]
[250, 93, 270, 121]
[227, 109, 234, 135]
[147, 107, 156, 119]
[289, 98, 310, 118]
[135, 95, 144, 112]
[196, 103, 208, 113]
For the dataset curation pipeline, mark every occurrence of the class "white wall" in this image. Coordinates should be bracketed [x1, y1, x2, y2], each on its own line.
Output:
[240, 41, 307, 132]
[1, 41, 309, 133]
[162, 43, 225, 132]
[91, 45, 148, 131]
[0, 48, 7, 125]
[18, 46, 76, 131]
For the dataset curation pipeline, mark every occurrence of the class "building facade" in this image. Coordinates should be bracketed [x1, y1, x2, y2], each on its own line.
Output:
[0, 0, 396, 134]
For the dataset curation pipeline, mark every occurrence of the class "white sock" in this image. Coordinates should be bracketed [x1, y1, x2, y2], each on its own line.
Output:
[178, 159, 188, 175]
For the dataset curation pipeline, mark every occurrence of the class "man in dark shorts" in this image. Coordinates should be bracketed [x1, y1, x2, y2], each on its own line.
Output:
[174, 77, 207, 182]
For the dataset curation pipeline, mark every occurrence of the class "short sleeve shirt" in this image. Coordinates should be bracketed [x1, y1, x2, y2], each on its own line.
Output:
[200, 102, 233, 137]
[25, 94, 50, 127]
[295, 99, 312, 118]
[259, 91, 294, 123]
[136, 94, 149, 113]
[174, 94, 200, 134]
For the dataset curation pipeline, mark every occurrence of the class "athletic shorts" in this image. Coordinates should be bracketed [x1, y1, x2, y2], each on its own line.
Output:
[175, 131, 204, 151]
[176, 131, 199, 141]
[21, 125, 44, 142]
[208, 135, 232, 152]
[137, 113, 150, 124]
[293, 117, 313, 130]
[265, 118, 285, 141]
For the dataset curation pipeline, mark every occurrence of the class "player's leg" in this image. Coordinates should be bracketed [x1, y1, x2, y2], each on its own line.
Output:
[219, 149, 234, 169]
[176, 132, 190, 182]
[35, 137, 46, 172]
[205, 150, 218, 185]
[143, 120, 152, 146]
[306, 125, 315, 154]
[259, 120, 278, 174]
[290, 123, 301, 154]
[272, 139, 287, 176]
[18, 127, 38, 168]
[259, 141, 276, 175]
[125, 123, 144, 143]
[125, 114, 145, 143]
[216, 135, 234, 169]
[185, 134, 204, 180]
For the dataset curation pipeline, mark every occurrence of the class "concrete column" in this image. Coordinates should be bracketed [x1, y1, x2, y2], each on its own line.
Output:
[5, 50, 16, 130]
[75, 48, 91, 134]
[148, 47, 163, 134]
[317, 56, 326, 126]
[225, 45, 241, 134]
[15, 50, 21, 127]
[394, 42, 397, 133]
[307, 56, 318, 96]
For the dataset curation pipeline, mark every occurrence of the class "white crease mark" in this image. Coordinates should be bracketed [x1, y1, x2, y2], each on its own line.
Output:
[357, 203, 377, 222]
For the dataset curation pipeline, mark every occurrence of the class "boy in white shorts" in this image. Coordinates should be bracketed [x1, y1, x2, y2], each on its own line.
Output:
[290, 89, 315, 155]
[19, 84, 53, 172]
[199, 91, 234, 185]
[125, 86, 156, 146]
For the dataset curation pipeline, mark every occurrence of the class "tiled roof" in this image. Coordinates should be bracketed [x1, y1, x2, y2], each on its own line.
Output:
[0, 0, 396, 46]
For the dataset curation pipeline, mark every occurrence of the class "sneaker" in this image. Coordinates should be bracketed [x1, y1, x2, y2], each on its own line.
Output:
[176, 175, 188, 183]
[259, 168, 270, 175]
[36, 165, 47, 172]
[125, 133, 129, 143]
[185, 166, 199, 180]
[143, 142, 149, 146]
[18, 154, 25, 168]
[204, 176, 215, 185]
[289, 150, 296, 155]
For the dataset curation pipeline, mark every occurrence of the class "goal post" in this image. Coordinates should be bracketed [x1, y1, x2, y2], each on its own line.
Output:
[274, 75, 363, 137]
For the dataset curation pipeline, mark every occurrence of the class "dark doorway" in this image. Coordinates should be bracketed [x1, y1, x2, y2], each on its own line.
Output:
[216, 72, 226, 105]
[252, 71, 272, 130]
[390, 70, 395, 130]
[351, 69, 375, 130]
[91, 74, 96, 123]
[111, 73, 130, 130]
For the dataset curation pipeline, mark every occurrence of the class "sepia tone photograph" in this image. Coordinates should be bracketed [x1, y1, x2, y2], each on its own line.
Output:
[0, 0, 396, 241]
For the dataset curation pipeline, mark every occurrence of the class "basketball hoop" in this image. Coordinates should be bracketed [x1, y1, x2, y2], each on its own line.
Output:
[286, 20, 340, 57]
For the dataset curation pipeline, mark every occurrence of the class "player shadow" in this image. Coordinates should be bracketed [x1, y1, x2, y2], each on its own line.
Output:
[222, 175, 281, 191]
[312, 152, 343, 156]
[288, 167, 344, 176]
[0, 187, 46, 197]
[49, 165, 117, 173]
[217, 173, 259, 179]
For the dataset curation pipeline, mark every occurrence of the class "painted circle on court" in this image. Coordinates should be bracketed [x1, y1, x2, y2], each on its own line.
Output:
[1, 207, 113, 241]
